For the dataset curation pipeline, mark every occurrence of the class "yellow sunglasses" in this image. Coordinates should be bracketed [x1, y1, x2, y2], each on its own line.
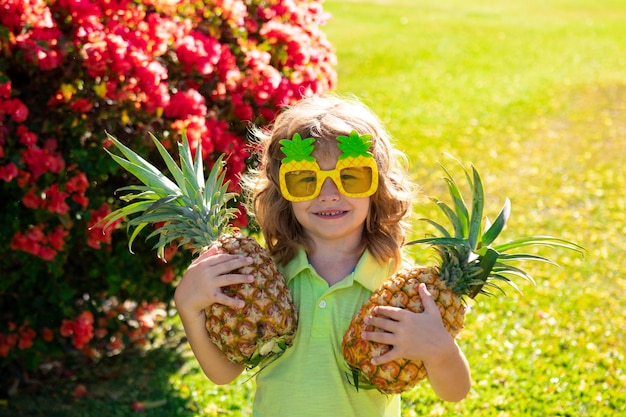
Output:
[278, 131, 379, 202]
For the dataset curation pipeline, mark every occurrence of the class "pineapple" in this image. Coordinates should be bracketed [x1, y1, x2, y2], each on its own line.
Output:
[99, 132, 297, 368]
[342, 158, 584, 394]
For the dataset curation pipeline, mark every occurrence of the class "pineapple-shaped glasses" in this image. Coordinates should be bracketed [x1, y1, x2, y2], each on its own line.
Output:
[279, 130, 379, 201]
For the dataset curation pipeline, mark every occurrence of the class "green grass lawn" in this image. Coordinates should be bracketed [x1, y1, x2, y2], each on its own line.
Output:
[3, 0, 625, 416]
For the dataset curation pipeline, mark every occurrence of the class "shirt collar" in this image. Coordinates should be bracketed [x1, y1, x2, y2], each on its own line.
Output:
[281, 247, 397, 292]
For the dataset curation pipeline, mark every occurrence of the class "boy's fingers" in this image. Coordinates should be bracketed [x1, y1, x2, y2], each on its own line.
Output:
[418, 283, 440, 316]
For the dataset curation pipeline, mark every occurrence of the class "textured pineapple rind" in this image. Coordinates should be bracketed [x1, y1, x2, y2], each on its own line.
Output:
[341, 265, 466, 394]
[204, 234, 298, 368]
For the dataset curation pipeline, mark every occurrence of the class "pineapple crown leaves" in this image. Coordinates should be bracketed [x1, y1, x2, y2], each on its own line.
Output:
[407, 154, 585, 298]
[279, 132, 316, 163]
[336, 130, 374, 160]
[98, 131, 239, 260]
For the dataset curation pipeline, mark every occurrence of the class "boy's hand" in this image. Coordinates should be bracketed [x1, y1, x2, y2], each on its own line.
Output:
[174, 246, 255, 319]
[360, 283, 457, 366]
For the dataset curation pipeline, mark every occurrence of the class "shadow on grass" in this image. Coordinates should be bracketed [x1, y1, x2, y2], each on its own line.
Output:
[0, 344, 196, 417]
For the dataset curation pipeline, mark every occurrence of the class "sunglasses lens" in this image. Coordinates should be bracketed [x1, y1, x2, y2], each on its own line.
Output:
[285, 170, 317, 198]
[340, 166, 373, 194]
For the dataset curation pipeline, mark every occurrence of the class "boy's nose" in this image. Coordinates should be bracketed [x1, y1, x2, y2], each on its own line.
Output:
[318, 178, 340, 201]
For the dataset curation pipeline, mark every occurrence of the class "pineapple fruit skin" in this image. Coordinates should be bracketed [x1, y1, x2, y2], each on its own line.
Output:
[205, 233, 298, 366]
[341, 265, 466, 394]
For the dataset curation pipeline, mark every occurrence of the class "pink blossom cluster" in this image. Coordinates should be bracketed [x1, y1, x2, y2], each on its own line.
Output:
[0, 0, 336, 366]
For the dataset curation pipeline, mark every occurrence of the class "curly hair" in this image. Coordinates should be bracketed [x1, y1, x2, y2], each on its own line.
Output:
[243, 94, 416, 266]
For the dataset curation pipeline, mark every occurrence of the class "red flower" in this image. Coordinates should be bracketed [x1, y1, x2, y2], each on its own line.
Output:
[17, 125, 37, 146]
[41, 327, 54, 342]
[0, 81, 10, 99]
[21, 146, 66, 180]
[164, 89, 207, 119]
[9, 99, 28, 123]
[160, 267, 175, 284]
[60, 320, 73, 338]
[0, 333, 18, 357]
[87, 203, 120, 249]
[47, 226, 68, 251]
[18, 327, 37, 350]
[66, 172, 89, 193]
[60, 311, 94, 350]
[72, 384, 88, 398]
[22, 188, 43, 209]
[69, 98, 93, 113]
[11, 223, 51, 259]
[42, 183, 70, 214]
[0, 163, 19, 182]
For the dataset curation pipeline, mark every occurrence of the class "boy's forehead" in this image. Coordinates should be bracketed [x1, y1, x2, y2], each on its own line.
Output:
[311, 137, 341, 159]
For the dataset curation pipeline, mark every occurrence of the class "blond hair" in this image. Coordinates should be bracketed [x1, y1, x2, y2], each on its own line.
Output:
[243, 94, 416, 266]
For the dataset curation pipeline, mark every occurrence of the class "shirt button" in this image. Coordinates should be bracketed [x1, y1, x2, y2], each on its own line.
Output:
[318, 300, 327, 308]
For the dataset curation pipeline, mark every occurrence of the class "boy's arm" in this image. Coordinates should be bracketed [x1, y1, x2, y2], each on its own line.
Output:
[422, 337, 471, 401]
[174, 247, 254, 384]
[177, 306, 245, 384]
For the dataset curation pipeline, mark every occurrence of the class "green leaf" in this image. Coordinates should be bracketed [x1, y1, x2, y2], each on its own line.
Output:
[127, 222, 149, 254]
[105, 132, 163, 178]
[467, 166, 484, 250]
[438, 159, 470, 237]
[468, 247, 499, 298]
[433, 198, 464, 238]
[481, 198, 511, 247]
[150, 132, 187, 195]
[98, 200, 156, 230]
[492, 236, 585, 254]
[407, 236, 467, 247]
[105, 149, 179, 195]
[418, 218, 451, 238]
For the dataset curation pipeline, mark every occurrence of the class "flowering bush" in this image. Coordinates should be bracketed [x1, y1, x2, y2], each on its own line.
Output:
[0, 0, 336, 371]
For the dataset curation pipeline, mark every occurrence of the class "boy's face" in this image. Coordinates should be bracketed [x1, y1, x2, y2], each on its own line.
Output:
[290, 154, 371, 246]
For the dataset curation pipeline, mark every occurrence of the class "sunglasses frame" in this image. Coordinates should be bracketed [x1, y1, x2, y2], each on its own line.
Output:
[279, 158, 379, 202]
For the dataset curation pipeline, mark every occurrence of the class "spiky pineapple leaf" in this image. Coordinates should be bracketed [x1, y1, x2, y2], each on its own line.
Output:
[467, 166, 484, 250]
[419, 218, 451, 238]
[116, 188, 161, 202]
[431, 198, 464, 238]
[97, 132, 239, 260]
[105, 132, 164, 178]
[100, 200, 157, 231]
[104, 150, 180, 196]
[150, 132, 187, 195]
[178, 135, 202, 198]
[439, 162, 469, 236]
[481, 198, 511, 247]
[492, 236, 585, 254]
[408, 158, 585, 299]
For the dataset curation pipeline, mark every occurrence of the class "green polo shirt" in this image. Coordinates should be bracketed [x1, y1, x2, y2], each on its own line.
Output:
[253, 248, 401, 417]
